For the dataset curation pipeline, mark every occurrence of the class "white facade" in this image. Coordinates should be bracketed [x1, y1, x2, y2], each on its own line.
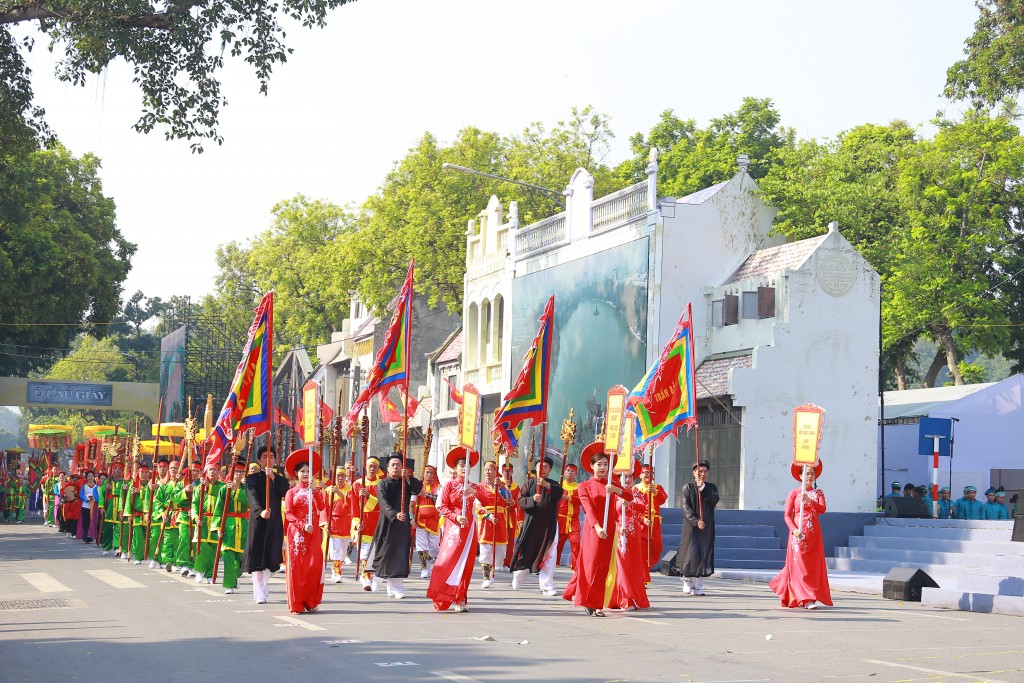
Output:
[464, 153, 880, 511]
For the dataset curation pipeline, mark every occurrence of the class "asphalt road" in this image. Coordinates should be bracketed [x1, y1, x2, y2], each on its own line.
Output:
[2, 517, 1022, 683]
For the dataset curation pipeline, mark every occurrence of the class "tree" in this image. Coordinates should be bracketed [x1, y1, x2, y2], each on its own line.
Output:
[945, 0, 1024, 109]
[760, 111, 1024, 388]
[617, 98, 794, 197]
[0, 143, 135, 377]
[0, 1, 353, 151]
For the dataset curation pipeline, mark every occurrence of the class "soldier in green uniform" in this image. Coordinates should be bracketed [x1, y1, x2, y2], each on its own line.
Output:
[129, 464, 156, 565]
[12, 475, 29, 523]
[118, 465, 135, 558]
[214, 457, 250, 594]
[42, 467, 58, 526]
[157, 459, 184, 571]
[174, 461, 202, 577]
[191, 463, 226, 583]
[147, 456, 172, 568]
[100, 462, 124, 554]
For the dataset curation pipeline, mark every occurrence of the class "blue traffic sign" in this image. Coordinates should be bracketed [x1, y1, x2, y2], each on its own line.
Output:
[918, 417, 952, 456]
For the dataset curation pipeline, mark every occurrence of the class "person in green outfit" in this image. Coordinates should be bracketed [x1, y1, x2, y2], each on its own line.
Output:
[214, 457, 250, 594]
[191, 463, 226, 584]
[147, 456, 172, 569]
[12, 475, 29, 523]
[936, 486, 955, 519]
[118, 465, 135, 559]
[156, 459, 184, 572]
[42, 467, 58, 526]
[175, 461, 203, 577]
[129, 463, 157, 564]
[100, 463, 124, 555]
[954, 485, 983, 520]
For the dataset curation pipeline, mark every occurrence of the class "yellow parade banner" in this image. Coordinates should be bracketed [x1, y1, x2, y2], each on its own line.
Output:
[792, 403, 825, 466]
[303, 380, 318, 443]
[459, 384, 481, 450]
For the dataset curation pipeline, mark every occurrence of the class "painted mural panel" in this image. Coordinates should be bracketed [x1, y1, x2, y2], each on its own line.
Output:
[511, 238, 649, 469]
[160, 325, 187, 422]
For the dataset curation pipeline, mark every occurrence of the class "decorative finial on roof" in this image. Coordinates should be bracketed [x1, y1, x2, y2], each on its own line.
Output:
[737, 154, 750, 173]
[827, 221, 838, 233]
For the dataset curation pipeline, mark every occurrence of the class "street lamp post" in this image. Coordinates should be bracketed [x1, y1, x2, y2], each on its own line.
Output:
[441, 163, 565, 208]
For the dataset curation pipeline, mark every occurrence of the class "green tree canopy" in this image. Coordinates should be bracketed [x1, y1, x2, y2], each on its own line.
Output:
[0, 1, 353, 151]
[945, 0, 1024, 109]
[760, 111, 1024, 388]
[617, 97, 794, 197]
[0, 143, 135, 377]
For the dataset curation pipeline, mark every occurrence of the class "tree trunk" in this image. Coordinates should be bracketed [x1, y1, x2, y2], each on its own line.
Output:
[921, 347, 947, 388]
[934, 326, 964, 385]
[894, 352, 909, 391]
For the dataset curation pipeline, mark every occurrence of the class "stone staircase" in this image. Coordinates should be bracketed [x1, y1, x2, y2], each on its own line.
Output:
[661, 508, 785, 571]
[829, 518, 1023, 616]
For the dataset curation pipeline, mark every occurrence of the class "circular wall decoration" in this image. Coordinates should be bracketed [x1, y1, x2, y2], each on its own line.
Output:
[816, 253, 856, 297]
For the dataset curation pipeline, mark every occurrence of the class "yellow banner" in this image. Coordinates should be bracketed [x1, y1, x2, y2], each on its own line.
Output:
[460, 386, 480, 449]
[614, 414, 635, 473]
[792, 404, 824, 466]
[604, 386, 628, 456]
[303, 381, 318, 443]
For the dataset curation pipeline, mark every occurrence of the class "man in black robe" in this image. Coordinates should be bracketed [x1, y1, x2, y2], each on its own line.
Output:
[510, 456, 564, 595]
[677, 459, 719, 596]
[369, 452, 422, 599]
[242, 444, 289, 604]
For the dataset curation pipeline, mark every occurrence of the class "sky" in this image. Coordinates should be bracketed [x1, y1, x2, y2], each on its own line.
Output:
[22, 0, 981, 305]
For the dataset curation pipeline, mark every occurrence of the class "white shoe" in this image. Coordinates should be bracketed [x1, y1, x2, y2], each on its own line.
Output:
[343, 557, 353, 565]
[541, 588, 558, 597]
[511, 578, 521, 590]
[194, 573, 205, 583]
[206, 578, 212, 584]
[187, 570, 197, 578]
[256, 599, 267, 604]
[681, 579, 693, 595]
[393, 592, 405, 599]
[134, 560, 142, 565]
[102, 550, 109, 556]
[148, 560, 157, 569]
[454, 602, 467, 613]
[224, 588, 234, 594]
[420, 568, 430, 579]
[332, 574, 342, 584]
[695, 579, 705, 596]
[180, 567, 190, 576]
[482, 578, 492, 589]
[370, 577, 380, 592]
[805, 601, 818, 610]
[172, 566, 180, 573]
[498, 566, 510, 573]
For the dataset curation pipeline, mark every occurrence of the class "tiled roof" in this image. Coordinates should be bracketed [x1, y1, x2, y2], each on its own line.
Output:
[676, 180, 729, 206]
[695, 353, 752, 399]
[433, 330, 462, 365]
[727, 235, 827, 283]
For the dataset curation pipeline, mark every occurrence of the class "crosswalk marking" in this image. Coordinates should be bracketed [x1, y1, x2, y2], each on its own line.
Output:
[20, 573, 71, 593]
[85, 569, 146, 589]
[275, 615, 326, 631]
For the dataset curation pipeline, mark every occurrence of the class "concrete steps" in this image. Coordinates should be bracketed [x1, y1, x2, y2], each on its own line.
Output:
[659, 509, 785, 572]
[829, 517, 1024, 616]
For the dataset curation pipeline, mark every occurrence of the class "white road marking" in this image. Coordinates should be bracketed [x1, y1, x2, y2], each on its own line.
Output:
[865, 658, 1007, 682]
[877, 608, 968, 621]
[20, 573, 71, 593]
[274, 615, 326, 631]
[185, 587, 225, 597]
[625, 616, 670, 625]
[84, 569, 145, 589]
[432, 673, 483, 682]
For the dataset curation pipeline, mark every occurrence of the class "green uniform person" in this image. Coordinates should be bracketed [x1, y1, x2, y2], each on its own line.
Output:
[147, 456, 172, 568]
[981, 488, 1010, 520]
[129, 464, 156, 564]
[156, 459, 184, 570]
[100, 463, 124, 553]
[191, 464, 226, 583]
[42, 469, 58, 526]
[213, 458, 250, 594]
[119, 466, 135, 558]
[954, 486, 984, 520]
[11, 476, 29, 523]
[174, 461, 202, 576]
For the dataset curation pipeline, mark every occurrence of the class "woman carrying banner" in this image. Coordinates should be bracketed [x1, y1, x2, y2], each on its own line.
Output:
[769, 461, 832, 609]
[427, 447, 480, 612]
[562, 442, 633, 617]
[608, 459, 649, 610]
[283, 449, 327, 614]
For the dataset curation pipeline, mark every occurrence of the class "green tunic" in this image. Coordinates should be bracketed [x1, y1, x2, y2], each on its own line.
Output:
[191, 481, 226, 577]
[213, 484, 249, 588]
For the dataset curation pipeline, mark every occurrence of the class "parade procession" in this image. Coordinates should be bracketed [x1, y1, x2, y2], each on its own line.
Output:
[3, 264, 836, 624]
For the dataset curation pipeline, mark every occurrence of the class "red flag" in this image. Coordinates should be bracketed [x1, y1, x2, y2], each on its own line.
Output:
[379, 392, 404, 423]
[274, 407, 292, 427]
[442, 377, 463, 406]
[399, 388, 420, 417]
[319, 400, 335, 426]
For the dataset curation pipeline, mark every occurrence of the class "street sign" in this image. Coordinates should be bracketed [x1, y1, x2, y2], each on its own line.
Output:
[917, 417, 951, 456]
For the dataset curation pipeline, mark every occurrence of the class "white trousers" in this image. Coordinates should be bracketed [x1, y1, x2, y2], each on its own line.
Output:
[415, 528, 440, 558]
[252, 569, 270, 603]
[328, 537, 350, 561]
[478, 542, 507, 567]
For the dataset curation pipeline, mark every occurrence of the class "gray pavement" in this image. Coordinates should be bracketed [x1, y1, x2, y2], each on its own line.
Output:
[2, 517, 1023, 683]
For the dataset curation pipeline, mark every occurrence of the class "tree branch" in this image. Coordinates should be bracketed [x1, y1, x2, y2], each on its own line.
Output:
[0, 2, 206, 30]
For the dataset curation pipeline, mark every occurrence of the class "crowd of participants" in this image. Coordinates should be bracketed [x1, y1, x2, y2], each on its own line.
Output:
[22, 441, 840, 615]
[880, 481, 1016, 519]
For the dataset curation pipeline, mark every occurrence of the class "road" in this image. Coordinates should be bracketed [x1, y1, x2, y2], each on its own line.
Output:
[2, 518, 1022, 683]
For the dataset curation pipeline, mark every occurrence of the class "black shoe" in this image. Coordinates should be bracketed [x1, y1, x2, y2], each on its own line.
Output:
[591, 609, 606, 618]
[584, 608, 594, 616]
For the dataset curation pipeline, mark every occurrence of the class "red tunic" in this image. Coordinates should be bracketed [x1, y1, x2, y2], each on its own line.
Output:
[325, 483, 353, 539]
[426, 478, 479, 610]
[557, 481, 582, 535]
[769, 486, 833, 608]
[350, 478, 381, 544]
[562, 477, 633, 609]
[415, 482, 441, 535]
[631, 482, 669, 571]
[608, 494, 650, 609]
[284, 483, 327, 613]
[475, 481, 512, 544]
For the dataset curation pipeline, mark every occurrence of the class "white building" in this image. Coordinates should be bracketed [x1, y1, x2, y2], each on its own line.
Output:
[462, 152, 880, 512]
